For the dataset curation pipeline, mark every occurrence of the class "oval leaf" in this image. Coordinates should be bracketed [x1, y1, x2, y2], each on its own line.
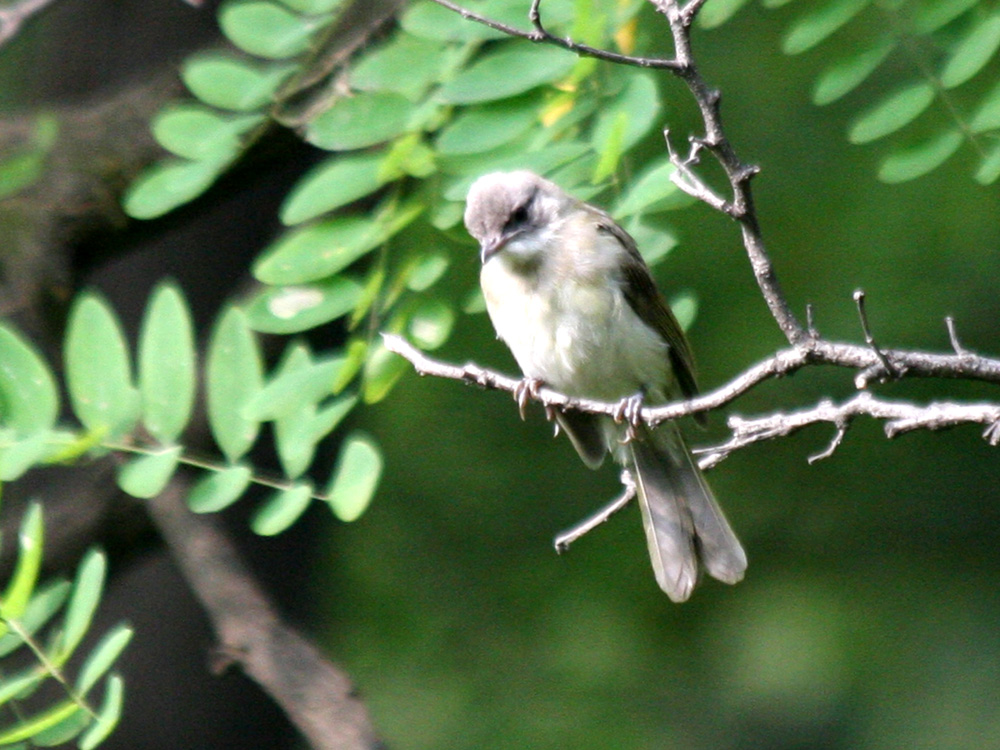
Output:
[152, 104, 261, 161]
[64, 294, 140, 437]
[438, 43, 577, 104]
[306, 92, 413, 151]
[57, 549, 107, 663]
[435, 95, 541, 156]
[187, 464, 253, 513]
[253, 217, 381, 285]
[877, 130, 963, 183]
[251, 484, 313, 535]
[813, 41, 894, 105]
[78, 674, 124, 750]
[219, 0, 323, 59]
[848, 82, 935, 144]
[781, 0, 870, 55]
[76, 624, 133, 695]
[138, 283, 196, 444]
[613, 159, 690, 218]
[116, 446, 182, 499]
[0, 503, 44, 627]
[280, 152, 395, 226]
[245, 277, 363, 334]
[407, 299, 455, 350]
[326, 432, 382, 522]
[122, 158, 226, 219]
[940, 14, 1000, 89]
[182, 53, 294, 111]
[0, 324, 58, 436]
[206, 307, 264, 462]
[350, 32, 457, 99]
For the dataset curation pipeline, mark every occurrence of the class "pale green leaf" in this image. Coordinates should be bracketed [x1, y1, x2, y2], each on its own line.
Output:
[0, 580, 70, 659]
[813, 41, 894, 105]
[613, 159, 689, 217]
[877, 129, 963, 183]
[280, 152, 397, 225]
[186, 465, 253, 513]
[361, 340, 409, 404]
[698, 0, 752, 28]
[78, 674, 124, 750]
[326, 432, 382, 522]
[251, 484, 313, 535]
[246, 349, 343, 421]
[75, 624, 133, 695]
[306, 92, 413, 150]
[404, 251, 450, 291]
[182, 53, 295, 111]
[122, 158, 226, 220]
[0, 432, 52, 482]
[115, 446, 182, 499]
[0, 326, 56, 435]
[848, 82, 935, 143]
[0, 702, 80, 744]
[152, 104, 262, 161]
[970, 79, 1000, 133]
[940, 14, 1000, 89]
[407, 299, 455, 350]
[245, 277, 363, 334]
[64, 294, 140, 437]
[911, 0, 980, 34]
[253, 217, 381, 285]
[350, 32, 465, 99]
[782, 0, 870, 55]
[219, 0, 324, 59]
[138, 283, 196, 444]
[206, 307, 264, 462]
[0, 503, 43, 628]
[435, 95, 541, 156]
[975, 142, 1000, 184]
[277, 0, 344, 12]
[438, 44, 577, 104]
[591, 70, 660, 155]
[57, 549, 106, 663]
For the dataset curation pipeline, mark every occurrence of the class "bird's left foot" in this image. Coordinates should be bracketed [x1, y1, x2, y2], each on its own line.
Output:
[613, 392, 645, 442]
[513, 377, 544, 421]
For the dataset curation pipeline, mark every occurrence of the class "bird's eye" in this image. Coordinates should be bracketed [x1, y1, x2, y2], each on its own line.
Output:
[505, 203, 530, 232]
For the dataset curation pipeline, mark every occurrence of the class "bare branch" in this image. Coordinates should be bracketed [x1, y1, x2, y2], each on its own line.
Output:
[554, 470, 636, 552]
[146, 478, 382, 750]
[425, 0, 683, 69]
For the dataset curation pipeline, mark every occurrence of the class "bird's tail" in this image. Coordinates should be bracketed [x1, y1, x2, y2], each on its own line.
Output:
[628, 423, 746, 602]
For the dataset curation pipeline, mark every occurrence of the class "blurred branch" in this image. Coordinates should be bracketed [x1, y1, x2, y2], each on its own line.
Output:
[146, 478, 382, 750]
[0, 0, 59, 46]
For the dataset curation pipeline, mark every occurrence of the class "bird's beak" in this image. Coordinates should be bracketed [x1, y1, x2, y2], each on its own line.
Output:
[480, 235, 505, 264]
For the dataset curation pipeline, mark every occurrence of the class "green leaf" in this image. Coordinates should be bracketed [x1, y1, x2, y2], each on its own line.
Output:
[122, 158, 226, 219]
[0, 503, 43, 628]
[310, 395, 358, 440]
[435, 95, 541, 156]
[970, 80, 1000, 133]
[219, 0, 323, 59]
[624, 219, 678, 266]
[613, 159, 688, 217]
[64, 294, 140, 438]
[182, 53, 294, 111]
[404, 250, 450, 291]
[0, 667, 47, 706]
[848, 83, 935, 143]
[116, 446, 182, 499]
[0, 151, 46, 201]
[57, 550, 106, 663]
[152, 104, 262, 161]
[138, 283, 196, 444]
[251, 483, 313, 535]
[280, 152, 397, 225]
[407, 299, 455, 350]
[591, 110, 627, 183]
[438, 43, 577, 104]
[975, 142, 1000, 184]
[401, 0, 510, 41]
[0, 432, 52, 482]
[245, 277, 364, 334]
[31, 707, 90, 746]
[812, 41, 894, 105]
[246, 349, 343, 421]
[782, 0, 870, 55]
[277, 0, 344, 12]
[78, 675, 124, 750]
[186, 465, 253, 513]
[591, 70, 660, 155]
[206, 307, 264, 462]
[698, 0, 752, 28]
[350, 32, 461, 99]
[877, 129, 963, 183]
[940, 14, 1000, 89]
[306, 92, 413, 151]
[0, 702, 80, 745]
[253, 217, 382, 285]
[0, 580, 70, 659]
[0, 324, 58, 436]
[910, 0, 980, 34]
[362, 340, 409, 404]
[670, 291, 699, 332]
[76, 624, 133, 695]
[325, 432, 382, 522]
[331, 339, 367, 393]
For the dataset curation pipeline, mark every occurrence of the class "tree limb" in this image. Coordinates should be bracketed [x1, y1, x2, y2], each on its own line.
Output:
[146, 478, 382, 750]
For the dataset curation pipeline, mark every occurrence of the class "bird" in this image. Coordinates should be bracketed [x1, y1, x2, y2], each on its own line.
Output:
[464, 169, 746, 601]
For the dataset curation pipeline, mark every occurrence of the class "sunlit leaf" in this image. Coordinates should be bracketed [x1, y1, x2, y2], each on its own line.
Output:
[57, 549, 106, 663]
[245, 277, 363, 334]
[698, 0, 752, 28]
[182, 53, 294, 111]
[251, 483, 313, 535]
[975, 142, 1000, 185]
[253, 217, 381, 285]
[280, 152, 398, 225]
[76, 624, 133, 695]
[306, 92, 413, 150]
[591, 70, 660, 156]
[0, 580, 70, 659]
[65, 294, 140, 438]
[970, 79, 1000, 133]
[877, 129, 962, 183]
[0, 324, 58, 436]
[0, 503, 43, 629]
[122, 158, 226, 219]
[245, 347, 343, 421]
[848, 83, 935, 144]
[436, 95, 541, 156]
[404, 250, 450, 291]
[940, 14, 1000, 89]
[0, 702, 80, 745]
[325, 432, 382, 522]
[438, 43, 577, 104]
[219, 0, 324, 59]
[206, 307, 264, 462]
[813, 41, 893, 105]
[782, 0, 870, 55]
[911, 0, 980, 34]
[78, 674, 124, 750]
[138, 283, 196, 444]
[361, 340, 409, 404]
[613, 159, 690, 217]
[152, 104, 262, 161]
[277, 0, 344, 12]
[350, 32, 463, 99]
[116, 446, 182, 499]
[0, 432, 52, 482]
[407, 299, 455, 350]
[186, 464, 253, 513]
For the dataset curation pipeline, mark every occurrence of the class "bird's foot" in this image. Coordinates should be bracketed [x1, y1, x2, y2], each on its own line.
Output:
[613, 391, 645, 443]
[513, 377, 544, 420]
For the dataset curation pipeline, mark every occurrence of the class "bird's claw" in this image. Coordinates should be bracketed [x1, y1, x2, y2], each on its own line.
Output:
[513, 377, 544, 420]
[613, 392, 645, 443]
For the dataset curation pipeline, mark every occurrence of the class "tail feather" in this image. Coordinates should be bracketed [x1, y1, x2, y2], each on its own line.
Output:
[629, 423, 746, 601]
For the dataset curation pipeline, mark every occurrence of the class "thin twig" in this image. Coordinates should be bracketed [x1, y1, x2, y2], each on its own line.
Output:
[853, 289, 897, 383]
[554, 470, 637, 552]
[425, 0, 683, 69]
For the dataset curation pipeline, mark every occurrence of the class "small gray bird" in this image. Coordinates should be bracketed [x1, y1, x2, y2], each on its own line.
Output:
[464, 170, 746, 601]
